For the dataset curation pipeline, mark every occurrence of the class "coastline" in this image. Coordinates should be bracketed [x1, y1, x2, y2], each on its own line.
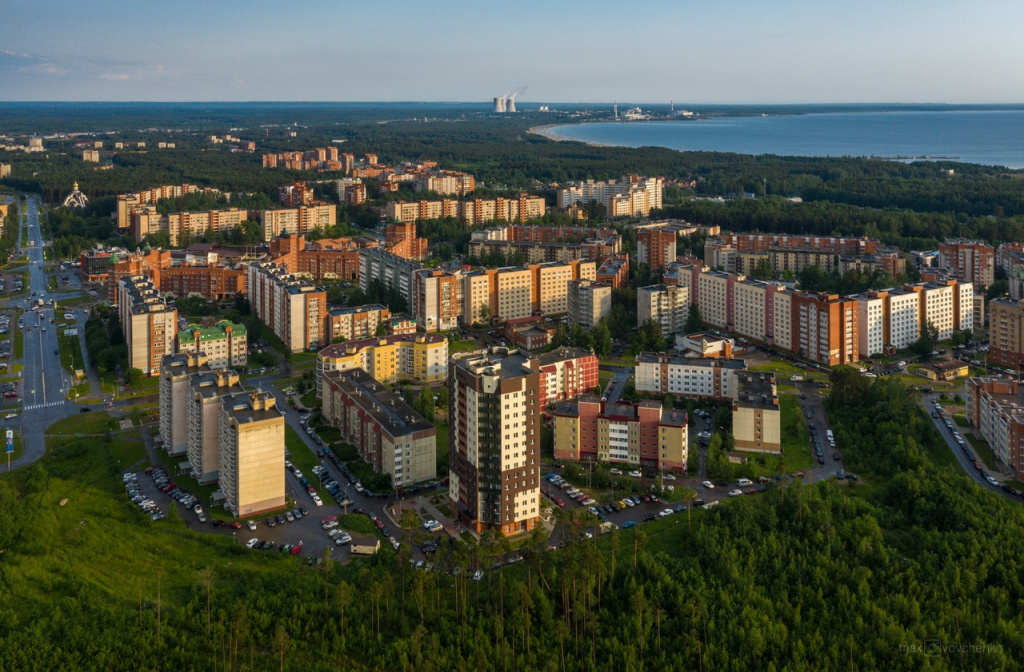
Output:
[528, 123, 616, 148]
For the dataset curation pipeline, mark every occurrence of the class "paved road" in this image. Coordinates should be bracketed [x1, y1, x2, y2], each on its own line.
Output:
[920, 392, 1023, 504]
[5, 195, 86, 469]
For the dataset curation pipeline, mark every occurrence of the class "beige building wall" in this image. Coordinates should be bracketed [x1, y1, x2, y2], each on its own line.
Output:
[733, 281, 767, 341]
[219, 391, 285, 517]
[496, 268, 532, 320]
[698, 272, 731, 330]
[772, 290, 793, 351]
[733, 405, 781, 453]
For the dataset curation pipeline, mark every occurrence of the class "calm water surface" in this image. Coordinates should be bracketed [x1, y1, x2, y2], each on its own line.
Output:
[547, 111, 1024, 168]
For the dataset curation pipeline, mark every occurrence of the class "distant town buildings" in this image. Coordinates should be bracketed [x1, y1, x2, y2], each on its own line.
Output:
[637, 228, 677, 270]
[634, 352, 745, 400]
[468, 224, 620, 263]
[387, 195, 546, 226]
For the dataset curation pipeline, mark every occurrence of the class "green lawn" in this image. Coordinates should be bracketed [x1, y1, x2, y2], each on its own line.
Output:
[449, 339, 478, 352]
[300, 388, 320, 409]
[57, 324, 85, 375]
[11, 314, 22, 360]
[44, 411, 117, 436]
[55, 295, 96, 308]
[284, 425, 338, 506]
[336, 513, 378, 535]
[967, 434, 1000, 472]
[779, 393, 814, 472]
[953, 414, 970, 427]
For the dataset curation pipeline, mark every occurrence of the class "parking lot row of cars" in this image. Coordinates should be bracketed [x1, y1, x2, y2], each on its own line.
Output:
[544, 473, 597, 508]
[144, 465, 206, 522]
[936, 403, 1002, 489]
[246, 537, 303, 555]
[123, 472, 164, 520]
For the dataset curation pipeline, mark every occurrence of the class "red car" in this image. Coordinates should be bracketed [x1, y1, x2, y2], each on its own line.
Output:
[227, 521, 242, 530]
[4, 392, 17, 398]
[792, 471, 805, 478]
[307, 486, 316, 496]
[289, 544, 302, 556]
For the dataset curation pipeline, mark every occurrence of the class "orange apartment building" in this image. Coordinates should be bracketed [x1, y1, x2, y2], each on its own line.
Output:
[939, 238, 995, 287]
[413, 269, 462, 332]
[637, 228, 677, 270]
[792, 292, 859, 366]
[384, 221, 429, 260]
[106, 249, 246, 305]
[596, 254, 630, 288]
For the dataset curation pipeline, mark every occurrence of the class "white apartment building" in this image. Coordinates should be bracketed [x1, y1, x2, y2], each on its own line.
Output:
[187, 368, 244, 484]
[854, 288, 920, 357]
[637, 284, 689, 336]
[158, 352, 212, 457]
[634, 352, 745, 400]
[771, 290, 794, 351]
[697, 270, 733, 331]
[567, 279, 611, 330]
[733, 280, 768, 342]
[118, 275, 177, 376]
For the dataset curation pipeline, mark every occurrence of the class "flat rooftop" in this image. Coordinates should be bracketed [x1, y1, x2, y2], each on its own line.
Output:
[222, 390, 282, 425]
[327, 368, 433, 437]
[735, 371, 779, 410]
[637, 351, 747, 369]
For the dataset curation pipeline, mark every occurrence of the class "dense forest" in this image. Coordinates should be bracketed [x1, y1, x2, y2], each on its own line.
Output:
[0, 371, 1022, 670]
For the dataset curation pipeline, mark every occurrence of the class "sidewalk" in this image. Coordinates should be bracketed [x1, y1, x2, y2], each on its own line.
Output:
[384, 494, 468, 540]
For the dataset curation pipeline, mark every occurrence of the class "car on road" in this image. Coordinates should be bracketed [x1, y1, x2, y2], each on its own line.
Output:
[246, 538, 260, 549]
[661, 473, 676, 480]
[659, 509, 673, 517]
[833, 452, 841, 461]
[609, 468, 622, 475]
[629, 470, 642, 478]
[729, 489, 743, 497]
[472, 570, 484, 581]
[622, 521, 637, 529]
[702, 480, 715, 489]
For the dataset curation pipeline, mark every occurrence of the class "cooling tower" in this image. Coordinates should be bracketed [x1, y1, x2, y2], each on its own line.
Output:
[493, 97, 506, 113]
[507, 98, 516, 113]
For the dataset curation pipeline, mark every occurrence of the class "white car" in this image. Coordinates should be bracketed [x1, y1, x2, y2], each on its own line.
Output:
[629, 470, 642, 478]
[246, 520, 257, 531]
[662, 473, 676, 481]
[472, 570, 484, 581]
[986, 476, 999, 486]
[609, 468, 623, 475]
[312, 494, 323, 506]
[246, 538, 259, 549]
[659, 509, 673, 517]
[703, 481, 715, 489]
[4, 413, 15, 419]
[729, 489, 743, 497]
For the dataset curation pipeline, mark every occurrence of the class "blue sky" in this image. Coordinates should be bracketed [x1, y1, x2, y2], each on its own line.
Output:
[3, 0, 1023, 103]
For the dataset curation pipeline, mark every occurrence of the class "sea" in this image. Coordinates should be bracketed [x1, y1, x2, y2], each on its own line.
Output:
[545, 109, 1024, 168]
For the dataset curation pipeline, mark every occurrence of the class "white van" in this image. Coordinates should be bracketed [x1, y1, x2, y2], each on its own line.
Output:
[737, 478, 753, 487]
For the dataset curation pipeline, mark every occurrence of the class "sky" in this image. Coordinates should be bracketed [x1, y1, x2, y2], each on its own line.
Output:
[3, 0, 1024, 103]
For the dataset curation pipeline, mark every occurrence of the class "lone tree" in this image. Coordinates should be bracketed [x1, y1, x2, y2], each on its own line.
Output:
[684, 303, 703, 334]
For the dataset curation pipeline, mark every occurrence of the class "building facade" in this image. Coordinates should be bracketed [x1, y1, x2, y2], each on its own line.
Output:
[218, 390, 286, 518]
[448, 348, 542, 535]
[637, 284, 690, 336]
[966, 377, 1024, 481]
[316, 333, 449, 395]
[247, 261, 328, 352]
[939, 239, 995, 287]
[553, 397, 688, 470]
[732, 371, 781, 454]
[158, 352, 212, 457]
[178, 320, 247, 369]
[634, 352, 745, 400]
[321, 369, 436, 488]
[188, 368, 244, 484]
[118, 275, 178, 375]
[567, 279, 611, 330]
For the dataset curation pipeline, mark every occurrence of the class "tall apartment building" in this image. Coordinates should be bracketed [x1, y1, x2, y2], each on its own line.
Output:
[853, 288, 920, 357]
[907, 280, 974, 341]
[709, 233, 879, 256]
[553, 397, 688, 470]
[733, 279, 771, 343]
[634, 352, 745, 400]
[448, 348, 543, 535]
[258, 204, 337, 241]
[462, 260, 595, 325]
[0, 163, 11, 179]
[247, 261, 328, 352]
[82, 149, 100, 163]
[386, 199, 457, 223]
[384, 221, 429, 261]
[322, 369, 436, 488]
[697, 269, 737, 332]
[769, 247, 838, 275]
[413, 170, 476, 196]
[989, 298, 1024, 369]
[188, 368, 244, 484]
[316, 333, 449, 395]
[637, 228, 677, 270]
[359, 248, 424, 306]
[939, 239, 995, 287]
[596, 254, 629, 288]
[118, 275, 178, 376]
[107, 247, 246, 305]
[178, 320, 247, 369]
[326, 304, 390, 342]
[966, 377, 1024, 481]
[159, 352, 212, 457]
[557, 175, 664, 217]
[997, 242, 1024, 277]
[637, 284, 690, 336]
[268, 233, 377, 283]
[793, 293, 859, 366]
[413, 269, 462, 332]
[218, 390, 286, 518]
[974, 291, 986, 332]
[732, 371, 781, 454]
[567, 279, 611, 330]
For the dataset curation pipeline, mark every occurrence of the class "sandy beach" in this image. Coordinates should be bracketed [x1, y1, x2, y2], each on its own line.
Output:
[528, 123, 617, 148]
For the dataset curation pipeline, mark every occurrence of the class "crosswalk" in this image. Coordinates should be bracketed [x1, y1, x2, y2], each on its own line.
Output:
[22, 401, 67, 411]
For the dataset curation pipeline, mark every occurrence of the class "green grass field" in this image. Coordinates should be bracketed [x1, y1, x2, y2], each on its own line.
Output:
[57, 324, 85, 376]
[449, 339, 478, 352]
[779, 393, 814, 472]
[967, 434, 1000, 472]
